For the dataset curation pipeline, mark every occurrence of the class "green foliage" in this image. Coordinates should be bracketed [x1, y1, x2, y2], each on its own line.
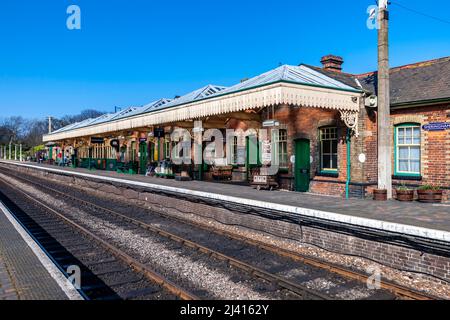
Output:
[396, 183, 412, 191]
[417, 184, 441, 191]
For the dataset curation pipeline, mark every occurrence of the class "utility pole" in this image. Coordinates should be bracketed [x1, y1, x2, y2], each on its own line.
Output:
[14, 144, 17, 161]
[48, 116, 53, 134]
[377, 0, 392, 199]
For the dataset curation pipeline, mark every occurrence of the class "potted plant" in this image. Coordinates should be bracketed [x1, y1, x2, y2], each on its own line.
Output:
[373, 188, 387, 201]
[395, 184, 414, 201]
[417, 185, 443, 203]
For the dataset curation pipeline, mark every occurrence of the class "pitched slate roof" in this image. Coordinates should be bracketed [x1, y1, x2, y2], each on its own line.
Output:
[301, 64, 362, 90]
[357, 56, 450, 106]
[49, 66, 361, 135]
[141, 98, 172, 112]
[158, 84, 227, 110]
[308, 56, 450, 107]
[51, 117, 98, 134]
[214, 64, 360, 96]
[50, 85, 227, 134]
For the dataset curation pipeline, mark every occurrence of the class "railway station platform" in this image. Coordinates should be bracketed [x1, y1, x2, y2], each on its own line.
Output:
[0, 198, 82, 300]
[2, 160, 449, 243]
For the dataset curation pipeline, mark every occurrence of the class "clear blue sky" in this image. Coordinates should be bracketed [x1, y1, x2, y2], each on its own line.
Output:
[0, 0, 449, 119]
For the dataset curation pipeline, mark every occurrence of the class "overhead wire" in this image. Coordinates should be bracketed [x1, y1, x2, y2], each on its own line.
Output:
[390, 1, 450, 25]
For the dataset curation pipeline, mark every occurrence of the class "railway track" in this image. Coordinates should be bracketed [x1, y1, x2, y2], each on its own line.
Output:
[0, 171, 321, 300]
[0, 180, 198, 300]
[0, 166, 437, 300]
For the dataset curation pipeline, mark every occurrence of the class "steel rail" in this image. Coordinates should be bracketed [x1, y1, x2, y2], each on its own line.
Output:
[4, 181, 200, 301]
[4, 170, 329, 300]
[1, 167, 438, 300]
[152, 209, 437, 300]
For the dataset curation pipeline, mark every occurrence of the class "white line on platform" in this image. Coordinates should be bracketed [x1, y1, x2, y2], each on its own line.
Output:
[3, 160, 450, 243]
[0, 201, 84, 300]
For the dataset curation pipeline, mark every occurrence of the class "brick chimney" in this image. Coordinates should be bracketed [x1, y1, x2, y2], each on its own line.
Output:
[320, 55, 344, 72]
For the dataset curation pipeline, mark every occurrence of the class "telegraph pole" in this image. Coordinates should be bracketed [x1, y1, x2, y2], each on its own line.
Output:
[377, 0, 392, 199]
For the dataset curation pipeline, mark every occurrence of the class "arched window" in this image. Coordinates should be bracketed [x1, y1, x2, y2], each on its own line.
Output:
[395, 123, 421, 176]
[319, 127, 338, 172]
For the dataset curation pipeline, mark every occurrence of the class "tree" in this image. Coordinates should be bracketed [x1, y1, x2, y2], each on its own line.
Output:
[0, 116, 26, 144]
[0, 109, 106, 150]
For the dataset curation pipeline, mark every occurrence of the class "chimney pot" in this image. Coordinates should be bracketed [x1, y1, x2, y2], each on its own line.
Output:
[321, 55, 344, 72]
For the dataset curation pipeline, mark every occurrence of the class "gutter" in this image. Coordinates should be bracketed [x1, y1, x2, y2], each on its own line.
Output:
[391, 97, 450, 109]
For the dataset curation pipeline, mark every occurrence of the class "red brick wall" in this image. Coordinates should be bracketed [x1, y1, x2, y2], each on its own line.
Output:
[270, 105, 353, 195]
[390, 104, 450, 200]
[11, 162, 450, 286]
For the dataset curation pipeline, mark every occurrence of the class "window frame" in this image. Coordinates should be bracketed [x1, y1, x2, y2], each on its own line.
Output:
[164, 134, 171, 159]
[273, 129, 288, 169]
[231, 136, 238, 165]
[394, 123, 421, 177]
[319, 126, 338, 173]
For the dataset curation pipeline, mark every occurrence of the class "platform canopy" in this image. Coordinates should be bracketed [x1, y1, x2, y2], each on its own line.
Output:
[43, 65, 363, 142]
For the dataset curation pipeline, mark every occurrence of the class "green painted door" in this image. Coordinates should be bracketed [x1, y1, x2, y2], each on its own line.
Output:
[246, 135, 259, 180]
[139, 142, 147, 174]
[294, 139, 310, 192]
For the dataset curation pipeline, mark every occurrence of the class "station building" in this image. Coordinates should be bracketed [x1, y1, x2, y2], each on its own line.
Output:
[42, 55, 450, 199]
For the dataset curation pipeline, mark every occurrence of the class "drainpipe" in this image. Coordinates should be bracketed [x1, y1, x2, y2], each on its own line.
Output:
[345, 128, 351, 199]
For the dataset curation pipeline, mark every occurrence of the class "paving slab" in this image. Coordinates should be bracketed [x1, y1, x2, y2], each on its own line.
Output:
[0, 198, 81, 300]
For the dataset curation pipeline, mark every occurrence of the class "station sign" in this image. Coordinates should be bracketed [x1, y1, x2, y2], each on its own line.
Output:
[262, 120, 280, 127]
[154, 128, 165, 138]
[91, 137, 104, 144]
[422, 122, 450, 131]
[253, 175, 267, 183]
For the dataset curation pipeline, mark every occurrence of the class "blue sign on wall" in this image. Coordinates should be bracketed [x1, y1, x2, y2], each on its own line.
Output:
[422, 122, 450, 131]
